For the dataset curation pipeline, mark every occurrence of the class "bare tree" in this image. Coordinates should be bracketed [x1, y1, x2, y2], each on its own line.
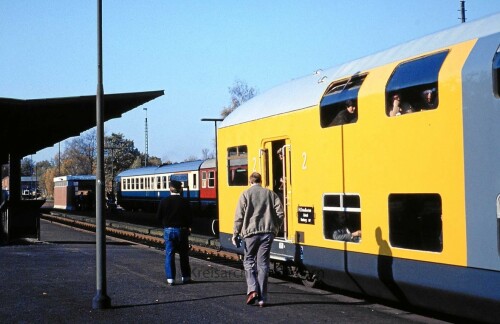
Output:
[63, 129, 97, 175]
[220, 79, 257, 118]
[202, 148, 214, 159]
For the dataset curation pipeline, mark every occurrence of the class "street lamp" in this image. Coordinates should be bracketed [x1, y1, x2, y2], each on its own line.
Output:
[201, 118, 224, 235]
[143, 107, 148, 166]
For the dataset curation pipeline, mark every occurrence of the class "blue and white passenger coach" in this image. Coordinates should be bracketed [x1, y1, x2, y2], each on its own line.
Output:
[115, 160, 214, 213]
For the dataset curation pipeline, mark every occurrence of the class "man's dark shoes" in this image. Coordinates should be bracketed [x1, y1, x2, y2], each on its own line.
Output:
[246, 291, 258, 305]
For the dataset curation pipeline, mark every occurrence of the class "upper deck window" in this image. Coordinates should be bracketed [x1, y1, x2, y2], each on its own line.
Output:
[320, 74, 367, 128]
[493, 45, 500, 97]
[386, 51, 448, 116]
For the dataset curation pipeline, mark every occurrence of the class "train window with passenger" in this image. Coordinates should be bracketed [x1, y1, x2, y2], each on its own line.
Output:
[322, 194, 361, 243]
[388, 193, 442, 252]
[494, 45, 500, 97]
[227, 145, 248, 186]
[320, 74, 367, 128]
[386, 51, 448, 116]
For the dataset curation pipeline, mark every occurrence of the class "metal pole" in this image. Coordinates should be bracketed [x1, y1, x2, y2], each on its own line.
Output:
[459, 1, 466, 23]
[58, 142, 61, 176]
[93, 0, 111, 309]
[143, 107, 148, 166]
[201, 118, 223, 233]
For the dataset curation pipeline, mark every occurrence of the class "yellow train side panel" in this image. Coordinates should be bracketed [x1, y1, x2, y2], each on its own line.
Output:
[218, 40, 476, 267]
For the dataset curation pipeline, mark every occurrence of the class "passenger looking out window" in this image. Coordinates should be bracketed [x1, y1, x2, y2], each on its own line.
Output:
[385, 51, 448, 117]
[322, 194, 361, 243]
[388, 93, 414, 117]
[420, 88, 437, 110]
[332, 212, 362, 242]
[329, 100, 358, 126]
[319, 74, 366, 128]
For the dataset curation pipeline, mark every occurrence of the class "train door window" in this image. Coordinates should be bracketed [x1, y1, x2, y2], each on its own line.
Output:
[386, 51, 448, 116]
[322, 194, 361, 243]
[272, 140, 286, 200]
[388, 194, 442, 252]
[320, 74, 367, 128]
[228, 145, 248, 186]
[494, 45, 500, 97]
[201, 171, 207, 188]
[192, 174, 197, 189]
[208, 171, 215, 188]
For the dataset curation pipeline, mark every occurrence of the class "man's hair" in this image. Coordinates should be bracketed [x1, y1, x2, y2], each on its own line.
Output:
[169, 180, 182, 193]
[249, 172, 262, 184]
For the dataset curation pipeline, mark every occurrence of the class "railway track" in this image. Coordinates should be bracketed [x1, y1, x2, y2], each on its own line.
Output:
[41, 212, 241, 262]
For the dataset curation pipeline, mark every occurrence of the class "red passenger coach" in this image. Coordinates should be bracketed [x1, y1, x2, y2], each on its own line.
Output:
[199, 159, 216, 204]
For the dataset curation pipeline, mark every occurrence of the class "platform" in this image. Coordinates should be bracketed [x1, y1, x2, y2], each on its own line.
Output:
[0, 219, 447, 323]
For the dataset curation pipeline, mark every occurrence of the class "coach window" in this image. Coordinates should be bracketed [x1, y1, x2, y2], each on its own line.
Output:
[208, 171, 215, 188]
[386, 51, 448, 116]
[228, 145, 248, 186]
[323, 194, 361, 243]
[320, 74, 367, 128]
[494, 45, 500, 97]
[389, 194, 442, 252]
[192, 174, 197, 189]
[201, 171, 207, 188]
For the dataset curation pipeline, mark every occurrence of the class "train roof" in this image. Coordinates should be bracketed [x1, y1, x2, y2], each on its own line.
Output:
[116, 160, 205, 178]
[200, 158, 216, 169]
[53, 175, 96, 182]
[219, 12, 500, 128]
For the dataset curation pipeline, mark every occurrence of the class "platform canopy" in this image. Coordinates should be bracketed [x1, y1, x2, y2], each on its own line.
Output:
[0, 90, 164, 164]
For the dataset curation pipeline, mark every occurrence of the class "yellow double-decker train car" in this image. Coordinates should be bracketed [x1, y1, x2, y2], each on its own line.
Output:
[216, 13, 500, 321]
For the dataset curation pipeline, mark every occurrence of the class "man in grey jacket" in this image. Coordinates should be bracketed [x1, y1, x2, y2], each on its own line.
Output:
[232, 172, 283, 307]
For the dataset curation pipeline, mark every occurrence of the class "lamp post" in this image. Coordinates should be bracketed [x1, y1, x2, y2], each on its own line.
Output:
[93, 0, 111, 309]
[201, 118, 224, 231]
[143, 107, 148, 166]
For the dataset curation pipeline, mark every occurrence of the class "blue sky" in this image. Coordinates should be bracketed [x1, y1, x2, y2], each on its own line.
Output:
[1, 1, 499, 163]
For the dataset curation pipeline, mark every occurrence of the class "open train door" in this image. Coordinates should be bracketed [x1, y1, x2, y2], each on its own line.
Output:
[261, 139, 296, 262]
